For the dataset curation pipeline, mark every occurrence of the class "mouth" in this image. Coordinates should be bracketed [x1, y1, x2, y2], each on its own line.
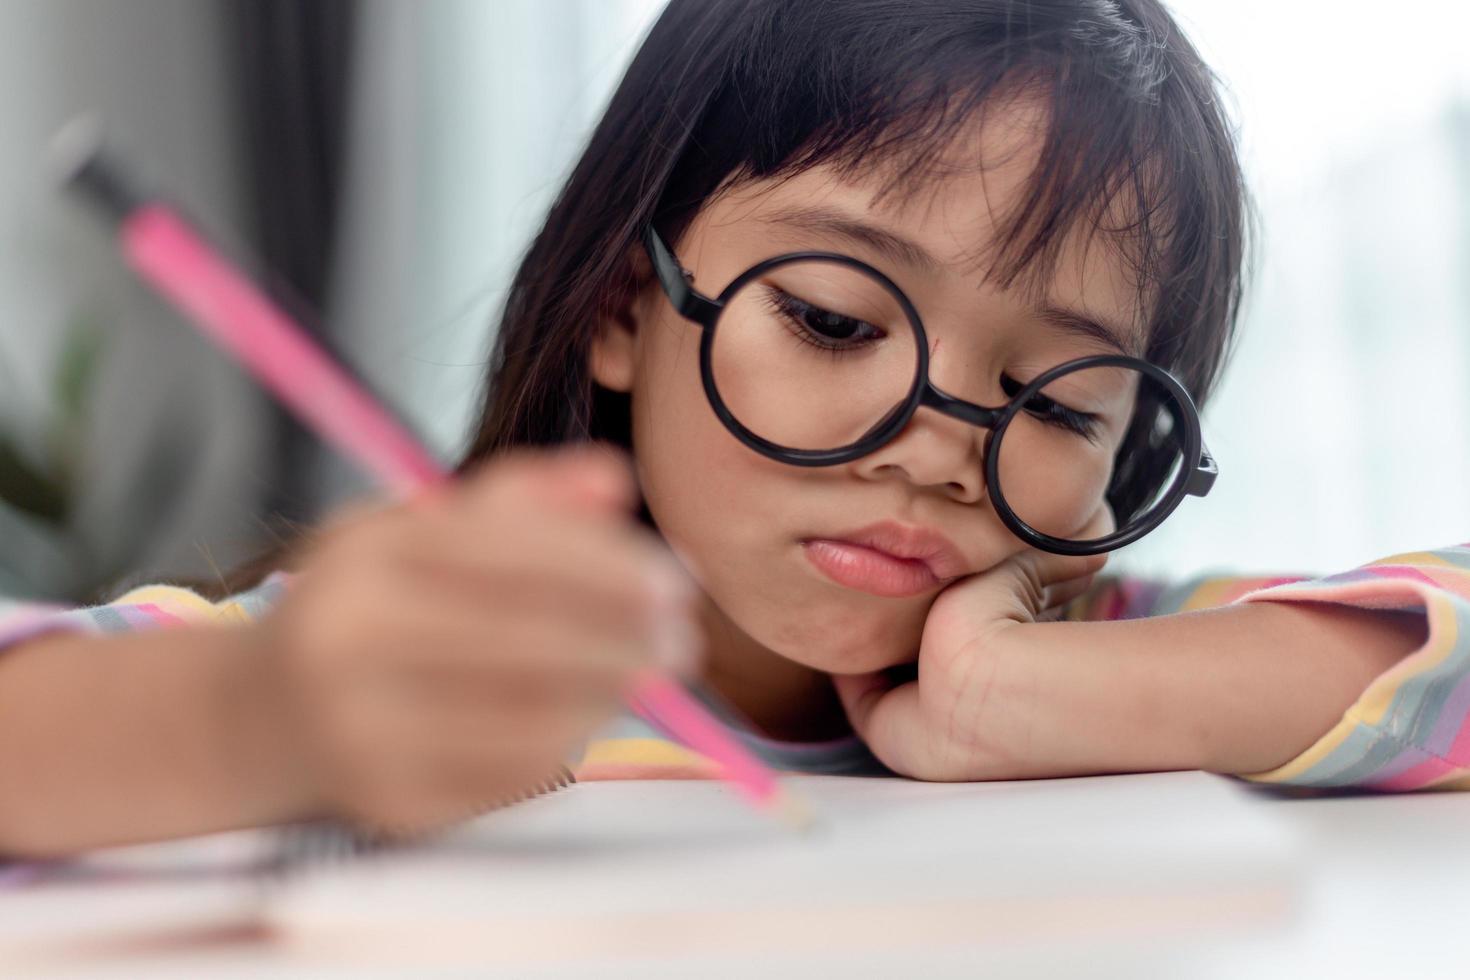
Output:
[800, 521, 969, 598]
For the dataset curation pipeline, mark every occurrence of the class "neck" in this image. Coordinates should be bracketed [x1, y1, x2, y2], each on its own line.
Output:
[694, 593, 851, 743]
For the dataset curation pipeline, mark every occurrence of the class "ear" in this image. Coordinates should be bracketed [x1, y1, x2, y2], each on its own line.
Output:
[589, 310, 636, 393]
[588, 245, 653, 394]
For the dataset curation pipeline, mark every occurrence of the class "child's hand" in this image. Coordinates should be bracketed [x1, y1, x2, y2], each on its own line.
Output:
[832, 505, 1112, 781]
[245, 446, 699, 834]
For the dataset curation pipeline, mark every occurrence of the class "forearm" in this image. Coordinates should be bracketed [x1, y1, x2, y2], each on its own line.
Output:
[1007, 600, 1426, 776]
[0, 625, 314, 857]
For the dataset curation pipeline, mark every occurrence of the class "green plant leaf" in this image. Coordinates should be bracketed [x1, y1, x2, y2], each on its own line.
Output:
[0, 432, 69, 525]
[54, 314, 105, 422]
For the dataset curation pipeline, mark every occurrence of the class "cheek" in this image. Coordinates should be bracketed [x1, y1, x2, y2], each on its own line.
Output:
[627, 321, 929, 673]
[994, 429, 1113, 537]
[630, 316, 755, 560]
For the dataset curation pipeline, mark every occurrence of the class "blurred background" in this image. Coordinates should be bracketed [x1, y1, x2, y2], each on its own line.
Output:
[0, 0, 1465, 602]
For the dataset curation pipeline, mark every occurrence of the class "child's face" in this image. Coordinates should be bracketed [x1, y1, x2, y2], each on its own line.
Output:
[592, 100, 1148, 675]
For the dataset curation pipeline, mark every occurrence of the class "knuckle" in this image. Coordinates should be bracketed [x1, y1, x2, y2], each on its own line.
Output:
[475, 452, 548, 499]
[1014, 560, 1047, 607]
[601, 568, 653, 616]
[290, 604, 371, 674]
[320, 518, 407, 575]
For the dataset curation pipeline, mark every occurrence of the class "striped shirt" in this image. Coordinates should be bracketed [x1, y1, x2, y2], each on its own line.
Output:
[2, 544, 1469, 790]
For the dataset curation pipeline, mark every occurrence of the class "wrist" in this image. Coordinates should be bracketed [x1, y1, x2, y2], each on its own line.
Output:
[1010, 618, 1216, 775]
[1196, 599, 1424, 775]
[213, 624, 325, 825]
[0, 624, 322, 855]
[1031, 598, 1422, 778]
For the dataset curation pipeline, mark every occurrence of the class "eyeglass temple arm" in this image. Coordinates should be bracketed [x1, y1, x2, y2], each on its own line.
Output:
[642, 226, 722, 325]
[1186, 441, 1218, 497]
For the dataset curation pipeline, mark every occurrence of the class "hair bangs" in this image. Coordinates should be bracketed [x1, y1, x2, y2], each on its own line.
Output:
[469, 0, 1246, 464]
[656, 0, 1244, 399]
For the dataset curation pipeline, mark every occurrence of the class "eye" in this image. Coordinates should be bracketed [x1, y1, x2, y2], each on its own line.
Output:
[1000, 373, 1102, 441]
[763, 287, 886, 351]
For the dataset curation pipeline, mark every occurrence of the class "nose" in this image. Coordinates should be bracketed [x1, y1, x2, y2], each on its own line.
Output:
[850, 403, 988, 504]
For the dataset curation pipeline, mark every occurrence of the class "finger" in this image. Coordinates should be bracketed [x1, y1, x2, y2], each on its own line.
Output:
[316, 493, 397, 541]
[1040, 571, 1099, 615]
[391, 535, 697, 663]
[831, 672, 926, 776]
[433, 469, 687, 585]
[346, 682, 610, 766]
[1018, 499, 1115, 588]
[370, 596, 697, 686]
[399, 647, 641, 712]
[1039, 544, 1108, 583]
[528, 444, 639, 516]
[466, 445, 639, 519]
[390, 453, 694, 617]
[1009, 547, 1108, 613]
[330, 687, 614, 813]
[1034, 575, 1105, 620]
[831, 671, 888, 735]
[394, 551, 656, 644]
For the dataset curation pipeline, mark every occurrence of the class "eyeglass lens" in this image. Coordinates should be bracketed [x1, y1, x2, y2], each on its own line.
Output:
[708, 259, 1189, 546]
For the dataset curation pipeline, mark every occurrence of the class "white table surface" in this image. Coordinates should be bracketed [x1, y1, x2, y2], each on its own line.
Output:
[5, 771, 1468, 978]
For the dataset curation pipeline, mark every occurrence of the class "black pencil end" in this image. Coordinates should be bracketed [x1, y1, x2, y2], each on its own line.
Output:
[51, 115, 145, 224]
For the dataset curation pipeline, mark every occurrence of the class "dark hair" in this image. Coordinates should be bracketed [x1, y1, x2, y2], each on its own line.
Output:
[461, 0, 1247, 471]
[200, 0, 1247, 598]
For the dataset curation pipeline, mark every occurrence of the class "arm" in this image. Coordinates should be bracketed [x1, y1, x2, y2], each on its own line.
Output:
[0, 449, 701, 856]
[0, 620, 313, 857]
[837, 545, 1469, 788]
[1067, 549, 1469, 785]
[992, 595, 1426, 778]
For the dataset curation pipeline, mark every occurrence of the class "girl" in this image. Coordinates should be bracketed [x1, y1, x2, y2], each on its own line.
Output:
[2, 0, 1466, 858]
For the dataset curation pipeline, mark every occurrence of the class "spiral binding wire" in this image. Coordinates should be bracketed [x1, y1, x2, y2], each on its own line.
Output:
[268, 765, 576, 876]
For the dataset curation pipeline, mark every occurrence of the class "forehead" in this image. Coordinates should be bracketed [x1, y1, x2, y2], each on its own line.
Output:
[690, 94, 1152, 353]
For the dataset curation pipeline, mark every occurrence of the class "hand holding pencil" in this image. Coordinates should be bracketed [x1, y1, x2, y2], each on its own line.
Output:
[250, 446, 699, 835]
[54, 117, 816, 835]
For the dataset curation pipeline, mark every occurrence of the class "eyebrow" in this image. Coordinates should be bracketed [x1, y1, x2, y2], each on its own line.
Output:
[761, 204, 1144, 358]
[1034, 305, 1144, 359]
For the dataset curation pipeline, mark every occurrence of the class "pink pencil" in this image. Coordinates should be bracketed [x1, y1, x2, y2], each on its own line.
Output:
[55, 120, 813, 832]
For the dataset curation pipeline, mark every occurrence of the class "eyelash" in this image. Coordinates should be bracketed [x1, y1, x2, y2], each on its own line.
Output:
[1000, 374, 1102, 441]
[762, 286, 1102, 441]
[763, 287, 885, 354]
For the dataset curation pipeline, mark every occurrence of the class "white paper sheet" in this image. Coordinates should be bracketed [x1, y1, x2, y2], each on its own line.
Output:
[265, 771, 1303, 968]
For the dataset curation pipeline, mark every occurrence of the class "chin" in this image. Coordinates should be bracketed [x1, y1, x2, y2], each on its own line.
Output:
[802, 647, 910, 676]
[757, 600, 922, 676]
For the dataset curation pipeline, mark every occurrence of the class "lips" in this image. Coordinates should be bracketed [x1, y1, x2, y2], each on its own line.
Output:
[800, 521, 969, 598]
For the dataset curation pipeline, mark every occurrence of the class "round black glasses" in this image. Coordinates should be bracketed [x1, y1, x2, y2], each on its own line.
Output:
[642, 225, 1217, 556]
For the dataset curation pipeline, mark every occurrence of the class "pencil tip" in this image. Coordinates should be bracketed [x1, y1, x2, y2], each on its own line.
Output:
[768, 787, 822, 835]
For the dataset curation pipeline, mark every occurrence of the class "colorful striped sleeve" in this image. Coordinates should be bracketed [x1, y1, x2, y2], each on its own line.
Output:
[0, 576, 286, 873]
[1068, 544, 1470, 791]
[0, 572, 879, 791]
[0, 574, 289, 651]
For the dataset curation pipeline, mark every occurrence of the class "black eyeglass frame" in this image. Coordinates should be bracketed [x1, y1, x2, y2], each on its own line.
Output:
[642, 225, 1217, 556]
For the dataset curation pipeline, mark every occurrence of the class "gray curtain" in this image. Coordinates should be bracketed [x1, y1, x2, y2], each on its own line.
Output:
[225, 0, 359, 530]
[0, 0, 359, 602]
